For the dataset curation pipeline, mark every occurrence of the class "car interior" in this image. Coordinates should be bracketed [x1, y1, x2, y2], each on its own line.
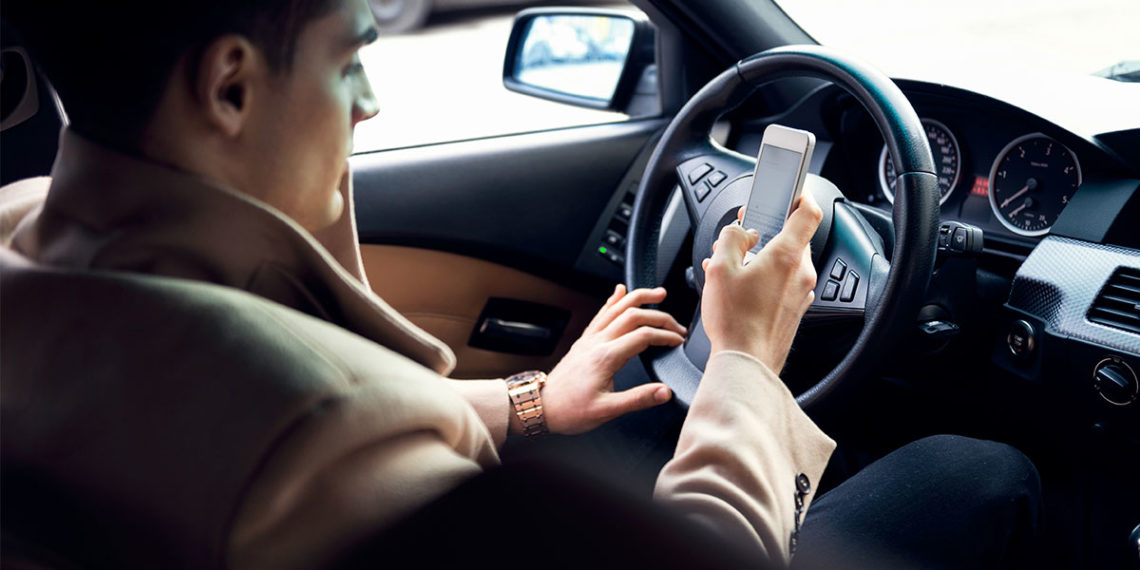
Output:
[2, 0, 1138, 568]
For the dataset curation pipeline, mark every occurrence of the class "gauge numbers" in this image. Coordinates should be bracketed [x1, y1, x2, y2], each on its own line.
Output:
[988, 134, 1081, 237]
[879, 119, 961, 205]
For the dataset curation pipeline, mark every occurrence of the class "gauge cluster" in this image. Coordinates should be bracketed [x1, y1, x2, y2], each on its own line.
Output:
[727, 80, 1136, 258]
[736, 81, 1139, 256]
[987, 134, 1081, 237]
[879, 123, 1083, 238]
[878, 119, 961, 206]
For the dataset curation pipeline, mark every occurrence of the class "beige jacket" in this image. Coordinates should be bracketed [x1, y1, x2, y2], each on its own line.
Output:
[1, 131, 835, 567]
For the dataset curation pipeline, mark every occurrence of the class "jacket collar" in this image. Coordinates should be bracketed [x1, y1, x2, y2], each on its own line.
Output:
[12, 129, 456, 375]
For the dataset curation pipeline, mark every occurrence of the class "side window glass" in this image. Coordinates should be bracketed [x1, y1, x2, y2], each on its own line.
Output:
[353, 2, 634, 153]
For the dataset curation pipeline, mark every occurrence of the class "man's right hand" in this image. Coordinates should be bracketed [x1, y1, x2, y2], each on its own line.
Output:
[700, 193, 823, 373]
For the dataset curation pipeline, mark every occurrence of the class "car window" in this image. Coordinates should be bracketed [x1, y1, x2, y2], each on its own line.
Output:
[353, 2, 634, 153]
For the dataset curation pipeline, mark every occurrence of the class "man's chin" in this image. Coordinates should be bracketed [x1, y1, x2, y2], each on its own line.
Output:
[310, 190, 346, 232]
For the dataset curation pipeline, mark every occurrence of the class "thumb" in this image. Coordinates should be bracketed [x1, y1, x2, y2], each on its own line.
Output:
[598, 383, 672, 421]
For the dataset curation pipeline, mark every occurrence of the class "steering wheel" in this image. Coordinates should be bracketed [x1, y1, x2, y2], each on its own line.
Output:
[624, 45, 940, 411]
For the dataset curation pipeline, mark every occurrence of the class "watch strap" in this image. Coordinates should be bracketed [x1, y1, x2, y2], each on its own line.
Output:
[505, 370, 548, 437]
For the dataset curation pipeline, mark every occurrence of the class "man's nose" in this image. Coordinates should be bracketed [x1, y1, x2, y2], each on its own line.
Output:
[353, 82, 380, 124]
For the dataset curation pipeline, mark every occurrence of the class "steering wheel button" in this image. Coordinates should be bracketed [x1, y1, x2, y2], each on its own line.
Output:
[707, 170, 728, 187]
[840, 271, 860, 302]
[687, 163, 714, 184]
[830, 258, 847, 280]
[822, 279, 840, 301]
[694, 180, 713, 202]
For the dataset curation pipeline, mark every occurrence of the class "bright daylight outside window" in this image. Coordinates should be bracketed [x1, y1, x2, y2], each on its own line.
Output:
[773, 0, 1139, 79]
[353, 1, 634, 153]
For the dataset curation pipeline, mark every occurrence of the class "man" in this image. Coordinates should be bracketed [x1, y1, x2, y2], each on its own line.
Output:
[1, 0, 1040, 568]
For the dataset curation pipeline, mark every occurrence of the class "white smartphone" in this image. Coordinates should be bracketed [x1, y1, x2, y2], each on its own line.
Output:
[741, 124, 816, 261]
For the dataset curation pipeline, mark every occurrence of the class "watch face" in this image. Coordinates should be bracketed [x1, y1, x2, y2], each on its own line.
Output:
[507, 370, 546, 387]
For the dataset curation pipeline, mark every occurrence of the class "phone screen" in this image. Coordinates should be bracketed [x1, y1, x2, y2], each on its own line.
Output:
[742, 144, 804, 254]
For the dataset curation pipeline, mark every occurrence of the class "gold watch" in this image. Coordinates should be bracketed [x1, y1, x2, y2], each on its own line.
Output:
[505, 370, 548, 437]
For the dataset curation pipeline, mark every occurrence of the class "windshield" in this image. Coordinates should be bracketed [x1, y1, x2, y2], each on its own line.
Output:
[773, 0, 1139, 78]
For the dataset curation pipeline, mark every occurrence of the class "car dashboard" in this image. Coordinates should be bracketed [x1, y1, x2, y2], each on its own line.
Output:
[721, 72, 1140, 567]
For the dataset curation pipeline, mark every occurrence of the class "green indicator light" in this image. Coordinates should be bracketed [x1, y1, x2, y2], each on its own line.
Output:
[599, 246, 608, 254]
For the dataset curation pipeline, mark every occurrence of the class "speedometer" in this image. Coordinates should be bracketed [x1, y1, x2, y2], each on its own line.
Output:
[879, 119, 960, 205]
[987, 133, 1081, 237]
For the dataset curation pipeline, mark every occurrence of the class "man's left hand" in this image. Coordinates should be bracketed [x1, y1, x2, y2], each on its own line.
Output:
[537, 285, 685, 435]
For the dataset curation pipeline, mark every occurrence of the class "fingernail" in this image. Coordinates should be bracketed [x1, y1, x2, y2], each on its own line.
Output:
[747, 229, 759, 236]
[654, 386, 672, 403]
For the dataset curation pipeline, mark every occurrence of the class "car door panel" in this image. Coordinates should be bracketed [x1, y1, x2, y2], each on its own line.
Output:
[350, 120, 667, 374]
[361, 245, 598, 378]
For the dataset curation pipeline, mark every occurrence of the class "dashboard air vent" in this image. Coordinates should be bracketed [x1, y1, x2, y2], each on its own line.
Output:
[1087, 267, 1140, 335]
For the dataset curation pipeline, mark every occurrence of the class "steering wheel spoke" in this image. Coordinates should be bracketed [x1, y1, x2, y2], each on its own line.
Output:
[803, 201, 889, 327]
[675, 153, 755, 224]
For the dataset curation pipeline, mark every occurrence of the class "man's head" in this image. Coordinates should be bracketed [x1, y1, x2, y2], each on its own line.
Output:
[10, 0, 380, 230]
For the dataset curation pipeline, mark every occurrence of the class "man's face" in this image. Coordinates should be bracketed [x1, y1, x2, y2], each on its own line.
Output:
[245, 0, 379, 231]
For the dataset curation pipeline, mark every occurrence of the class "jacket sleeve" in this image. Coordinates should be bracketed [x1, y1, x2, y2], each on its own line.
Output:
[653, 350, 836, 566]
[226, 385, 500, 570]
[445, 378, 511, 448]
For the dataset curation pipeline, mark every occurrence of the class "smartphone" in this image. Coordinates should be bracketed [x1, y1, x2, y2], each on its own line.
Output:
[741, 124, 816, 261]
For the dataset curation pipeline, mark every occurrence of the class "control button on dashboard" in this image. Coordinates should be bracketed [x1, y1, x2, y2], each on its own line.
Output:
[616, 203, 633, 222]
[821, 280, 840, 301]
[840, 272, 859, 302]
[1092, 357, 1137, 406]
[1007, 319, 1035, 358]
[605, 230, 624, 247]
[688, 163, 714, 184]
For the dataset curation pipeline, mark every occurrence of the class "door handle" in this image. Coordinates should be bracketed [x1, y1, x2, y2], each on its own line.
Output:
[480, 318, 552, 340]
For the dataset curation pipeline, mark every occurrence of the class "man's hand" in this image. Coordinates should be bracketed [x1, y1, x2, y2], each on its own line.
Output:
[535, 285, 685, 435]
[700, 194, 823, 372]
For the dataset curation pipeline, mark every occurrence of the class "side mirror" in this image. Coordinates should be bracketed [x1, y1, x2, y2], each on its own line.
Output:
[503, 8, 657, 116]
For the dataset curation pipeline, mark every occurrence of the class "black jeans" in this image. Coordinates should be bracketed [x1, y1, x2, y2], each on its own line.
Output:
[793, 434, 1043, 569]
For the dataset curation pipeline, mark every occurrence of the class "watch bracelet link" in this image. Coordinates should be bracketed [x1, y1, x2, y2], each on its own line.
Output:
[506, 371, 548, 437]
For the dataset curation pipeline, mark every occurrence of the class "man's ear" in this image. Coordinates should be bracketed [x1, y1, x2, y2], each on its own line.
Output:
[194, 35, 261, 138]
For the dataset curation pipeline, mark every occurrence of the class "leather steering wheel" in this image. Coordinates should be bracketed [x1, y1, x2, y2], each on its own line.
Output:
[624, 45, 940, 411]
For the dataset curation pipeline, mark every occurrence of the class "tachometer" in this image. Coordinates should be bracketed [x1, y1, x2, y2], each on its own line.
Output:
[987, 133, 1081, 237]
[879, 118, 960, 205]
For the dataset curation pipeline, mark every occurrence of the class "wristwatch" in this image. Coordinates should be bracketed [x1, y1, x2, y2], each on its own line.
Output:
[505, 370, 548, 437]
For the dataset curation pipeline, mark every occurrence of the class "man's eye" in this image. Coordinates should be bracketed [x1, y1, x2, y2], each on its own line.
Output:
[344, 59, 364, 77]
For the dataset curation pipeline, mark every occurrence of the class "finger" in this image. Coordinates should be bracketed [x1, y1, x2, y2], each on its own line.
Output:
[795, 246, 817, 315]
[701, 257, 710, 271]
[736, 206, 745, 223]
[604, 307, 687, 338]
[586, 284, 627, 332]
[709, 223, 753, 269]
[605, 326, 685, 366]
[777, 192, 823, 249]
[799, 289, 816, 315]
[596, 383, 672, 423]
[605, 283, 626, 308]
[594, 286, 668, 331]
